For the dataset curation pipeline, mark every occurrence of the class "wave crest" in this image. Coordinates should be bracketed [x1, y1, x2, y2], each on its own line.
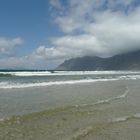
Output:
[0, 71, 140, 77]
[0, 78, 119, 89]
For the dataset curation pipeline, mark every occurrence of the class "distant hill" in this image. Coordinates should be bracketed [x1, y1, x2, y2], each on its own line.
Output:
[56, 50, 140, 71]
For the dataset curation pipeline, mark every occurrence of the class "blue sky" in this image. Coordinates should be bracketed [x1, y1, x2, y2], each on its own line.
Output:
[0, 0, 60, 55]
[0, 0, 140, 69]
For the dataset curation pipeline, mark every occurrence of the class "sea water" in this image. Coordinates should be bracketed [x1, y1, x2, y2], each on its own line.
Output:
[0, 70, 140, 140]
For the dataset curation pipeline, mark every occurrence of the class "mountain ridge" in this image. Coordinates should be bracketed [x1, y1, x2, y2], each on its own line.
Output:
[56, 50, 140, 71]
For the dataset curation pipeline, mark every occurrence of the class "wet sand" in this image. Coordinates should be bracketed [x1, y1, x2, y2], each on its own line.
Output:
[0, 80, 140, 140]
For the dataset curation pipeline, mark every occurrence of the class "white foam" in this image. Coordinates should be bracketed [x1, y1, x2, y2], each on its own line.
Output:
[0, 72, 140, 89]
[119, 75, 140, 80]
[0, 78, 120, 89]
[111, 116, 129, 123]
[0, 71, 140, 76]
[110, 113, 140, 123]
[0, 71, 52, 76]
[75, 88, 129, 108]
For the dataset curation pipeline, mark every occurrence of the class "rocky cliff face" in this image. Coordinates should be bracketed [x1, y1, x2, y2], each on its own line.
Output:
[56, 50, 140, 70]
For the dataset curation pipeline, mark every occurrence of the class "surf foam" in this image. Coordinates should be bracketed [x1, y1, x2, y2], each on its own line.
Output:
[0, 78, 120, 89]
[0, 71, 140, 77]
[110, 113, 140, 123]
[75, 87, 129, 108]
[0, 73, 140, 89]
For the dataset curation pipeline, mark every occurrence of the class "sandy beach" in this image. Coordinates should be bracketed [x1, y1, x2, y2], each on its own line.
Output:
[0, 71, 140, 139]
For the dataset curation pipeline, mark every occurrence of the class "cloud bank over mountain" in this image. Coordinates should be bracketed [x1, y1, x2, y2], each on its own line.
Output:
[47, 0, 140, 59]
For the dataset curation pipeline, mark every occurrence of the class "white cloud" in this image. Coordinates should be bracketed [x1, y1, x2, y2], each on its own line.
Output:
[51, 35, 105, 57]
[49, 0, 140, 60]
[0, 44, 63, 69]
[50, 0, 63, 9]
[55, 0, 135, 33]
[0, 37, 24, 55]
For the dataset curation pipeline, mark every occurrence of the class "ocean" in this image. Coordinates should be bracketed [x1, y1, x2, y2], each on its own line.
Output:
[0, 70, 140, 140]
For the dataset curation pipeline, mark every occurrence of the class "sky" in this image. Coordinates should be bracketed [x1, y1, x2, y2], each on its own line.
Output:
[1, 0, 140, 69]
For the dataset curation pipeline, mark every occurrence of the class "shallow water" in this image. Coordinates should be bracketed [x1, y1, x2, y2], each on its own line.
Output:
[0, 71, 140, 139]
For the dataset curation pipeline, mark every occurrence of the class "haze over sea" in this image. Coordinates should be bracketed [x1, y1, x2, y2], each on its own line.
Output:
[0, 70, 140, 140]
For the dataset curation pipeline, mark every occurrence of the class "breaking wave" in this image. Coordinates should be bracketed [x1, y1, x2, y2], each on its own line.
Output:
[0, 78, 119, 89]
[0, 71, 140, 77]
[0, 74, 140, 89]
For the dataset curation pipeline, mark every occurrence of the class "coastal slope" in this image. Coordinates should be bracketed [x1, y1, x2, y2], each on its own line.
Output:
[56, 50, 140, 71]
